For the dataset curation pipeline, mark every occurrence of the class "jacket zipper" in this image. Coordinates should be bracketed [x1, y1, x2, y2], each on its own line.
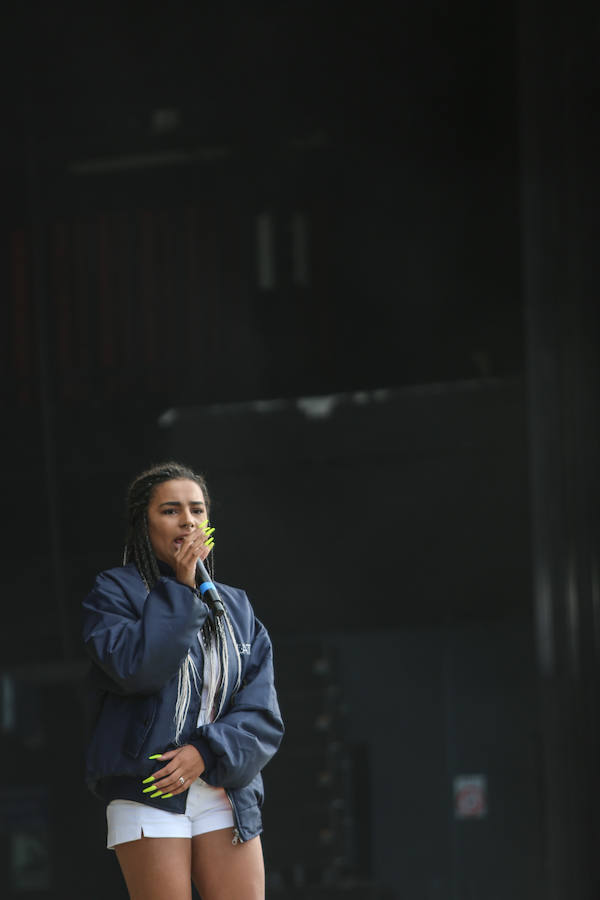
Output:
[226, 789, 244, 844]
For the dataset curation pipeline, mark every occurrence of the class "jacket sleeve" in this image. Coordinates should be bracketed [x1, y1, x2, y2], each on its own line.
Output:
[82, 569, 210, 695]
[189, 616, 284, 790]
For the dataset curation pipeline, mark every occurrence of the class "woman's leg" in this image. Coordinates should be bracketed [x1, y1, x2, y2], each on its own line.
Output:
[191, 830, 264, 900]
[115, 836, 193, 900]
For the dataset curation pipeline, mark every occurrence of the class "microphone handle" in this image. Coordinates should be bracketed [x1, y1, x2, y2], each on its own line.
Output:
[195, 558, 225, 616]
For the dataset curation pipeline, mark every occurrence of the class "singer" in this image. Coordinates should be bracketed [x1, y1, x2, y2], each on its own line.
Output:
[82, 461, 284, 900]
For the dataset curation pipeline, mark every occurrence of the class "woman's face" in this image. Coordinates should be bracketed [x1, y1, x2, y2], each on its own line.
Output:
[147, 478, 208, 566]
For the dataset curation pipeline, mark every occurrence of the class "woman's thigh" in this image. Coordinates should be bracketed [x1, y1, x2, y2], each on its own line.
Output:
[115, 836, 192, 900]
[191, 830, 264, 900]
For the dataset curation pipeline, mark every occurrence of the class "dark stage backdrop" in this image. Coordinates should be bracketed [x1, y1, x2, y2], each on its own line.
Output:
[156, 376, 542, 898]
[158, 377, 530, 631]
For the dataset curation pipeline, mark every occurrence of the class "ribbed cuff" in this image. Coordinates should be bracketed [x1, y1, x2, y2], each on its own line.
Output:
[188, 736, 217, 773]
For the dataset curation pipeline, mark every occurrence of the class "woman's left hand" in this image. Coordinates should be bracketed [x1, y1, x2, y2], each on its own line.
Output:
[142, 744, 206, 798]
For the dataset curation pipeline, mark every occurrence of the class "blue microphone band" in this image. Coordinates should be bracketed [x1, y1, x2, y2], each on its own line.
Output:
[199, 581, 216, 596]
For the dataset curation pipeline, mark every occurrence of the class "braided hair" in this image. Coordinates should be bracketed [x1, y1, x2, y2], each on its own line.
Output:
[123, 461, 212, 588]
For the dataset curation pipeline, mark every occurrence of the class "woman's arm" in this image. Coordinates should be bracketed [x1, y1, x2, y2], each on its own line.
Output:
[82, 568, 209, 695]
[188, 616, 284, 790]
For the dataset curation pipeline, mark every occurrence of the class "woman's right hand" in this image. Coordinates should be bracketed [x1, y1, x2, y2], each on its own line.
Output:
[174, 523, 214, 588]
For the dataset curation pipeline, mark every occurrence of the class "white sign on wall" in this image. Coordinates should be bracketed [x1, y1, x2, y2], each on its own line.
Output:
[453, 774, 488, 819]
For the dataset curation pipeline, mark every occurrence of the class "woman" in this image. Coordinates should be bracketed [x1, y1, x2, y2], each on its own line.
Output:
[82, 461, 284, 900]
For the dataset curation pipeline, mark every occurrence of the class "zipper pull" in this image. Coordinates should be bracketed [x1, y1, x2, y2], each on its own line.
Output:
[231, 828, 242, 845]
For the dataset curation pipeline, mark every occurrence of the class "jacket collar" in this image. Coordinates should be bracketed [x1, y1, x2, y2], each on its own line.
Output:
[157, 559, 175, 577]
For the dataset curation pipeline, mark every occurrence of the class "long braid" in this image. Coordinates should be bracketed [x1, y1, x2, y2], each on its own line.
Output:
[122, 461, 240, 743]
[131, 518, 160, 589]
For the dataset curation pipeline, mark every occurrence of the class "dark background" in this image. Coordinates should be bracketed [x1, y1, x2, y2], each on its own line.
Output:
[0, 2, 599, 898]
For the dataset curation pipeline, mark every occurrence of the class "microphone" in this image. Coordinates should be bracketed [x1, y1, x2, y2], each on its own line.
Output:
[195, 558, 225, 616]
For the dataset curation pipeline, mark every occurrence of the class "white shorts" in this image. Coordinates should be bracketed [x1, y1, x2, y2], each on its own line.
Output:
[106, 778, 234, 849]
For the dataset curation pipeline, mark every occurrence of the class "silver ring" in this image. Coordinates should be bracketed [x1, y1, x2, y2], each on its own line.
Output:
[179, 776, 185, 785]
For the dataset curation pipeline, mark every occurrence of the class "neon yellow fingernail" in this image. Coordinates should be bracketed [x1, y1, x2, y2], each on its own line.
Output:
[142, 776, 155, 784]
[150, 791, 163, 798]
[162, 793, 173, 799]
[143, 785, 157, 793]
[205, 538, 214, 548]
[204, 527, 215, 536]
[148, 754, 163, 760]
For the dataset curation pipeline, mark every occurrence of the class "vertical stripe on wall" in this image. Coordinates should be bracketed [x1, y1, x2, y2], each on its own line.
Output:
[11, 228, 32, 405]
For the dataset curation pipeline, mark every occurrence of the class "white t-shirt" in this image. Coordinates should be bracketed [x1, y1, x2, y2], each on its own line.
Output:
[196, 631, 221, 726]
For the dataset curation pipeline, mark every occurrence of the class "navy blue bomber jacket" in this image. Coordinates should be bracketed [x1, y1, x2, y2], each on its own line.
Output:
[82, 561, 284, 842]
